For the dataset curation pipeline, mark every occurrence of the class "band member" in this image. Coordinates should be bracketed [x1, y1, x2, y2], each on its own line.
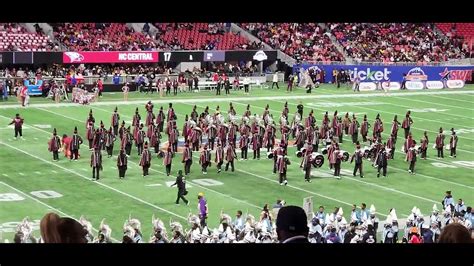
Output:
[343, 112, 351, 135]
[117, 149, 127, 179]
[303, 147, 313, 183]
[163, 147, 173, 176]
[310, 125, 319, 152]
[224, 142, 236, 172]
[215, 141, 224, 173]
[132, 107, 141, 140]
[165, 76, 171, 95]
[111, 106, 120, 136]
[401, 111, 414, 139]
[295, 124, 306, 151]
[98, 121, 107, 151]
[70, 127, 83, 161]
[251, 131, 261, 160]
[208, 124, 217, 150]
[376, 143, 388, 178]
[150, 127, 161, 155]
[228, 121, 237, 148]
[139, 142, 152, 177]
[91, 146, 102, 181]
[273, 143, 285, 174]
[171, 170, 189, 205]
[86, 119, 95, 150]
[404, 133, 414, 154]
[449, 128, 458, 158]
[332, 146, 343, 178]
[156, 106, 165, 133]
[121, 126, 132, 157]
[240, 132, 249, 160]
[349, 114, 359, 144]
[105, 127, 115, 158]
[407, 143, 417, 175]
[373, 114, 383, 140]
[147, 121, 156, 140]
[435, 127, 445, 159]
[277, 154, 290, 185]
[350, 142, 364, 178]
[336, 117, 343, 143]
[191, 127, 201, 151]
[170, 124, 179, 153]
[331, 111, 339, 130]
[173, 78, 179, 95]
[200, 145, 211, 174]
[136, 124, 146, 156]
[118, 120, 126, 140]
[387, 134, 395, 159]
[145, 101, 155, 127]
[420, 131, 429, 159]
[391, 115, 401, 144]
[182, 142, 193, 176]
[61, 134, 72, 159]
[48, 128, 61, 161]
[361, 114, 370, 142]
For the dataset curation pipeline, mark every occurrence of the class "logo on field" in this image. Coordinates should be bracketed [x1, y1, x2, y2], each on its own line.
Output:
[64, 52, 84, 63]
[350, 68, 391, 81]
[406, 67, 428, 81]
[253, 50, 268, 61]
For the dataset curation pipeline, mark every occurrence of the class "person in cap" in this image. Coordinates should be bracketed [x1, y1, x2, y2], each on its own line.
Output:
[117, 148, 127, 179]
[276, 206, 309, 243]
[48, 128, 61, 161]
[197, 192, 208, 227]
[163, 146, 173, 176]
[105, 127, 115, 158]
[111, 106, 120, 136]
[70, 126, 83, 161]
[139, 141, 152, 177]
[199, 144, 211, 174]
[449, 128, 458, 158]
[171, 170, 189, 205]
[435, 127, 445, 158]
[182, 141, 193, 176]
[350, 142, 364, 178]
[90, 146, 102, 181]
[215, 140, 224, 173]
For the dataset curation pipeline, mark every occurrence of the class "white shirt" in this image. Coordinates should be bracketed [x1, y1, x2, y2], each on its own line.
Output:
[273, 73, 278, 82]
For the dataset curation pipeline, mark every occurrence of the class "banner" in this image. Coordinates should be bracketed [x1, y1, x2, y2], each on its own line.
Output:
[203, 51, 225, 62]
[426, 81, 444, 89]
[63, 51, 159, 63]
[406, 81, 424, 90]
[159, 51, 203, 62]
[359, 82, 377, 91]
[382, 81, 401, 90]
[294, 64, 474, 83]
[446, 80, 465, 88]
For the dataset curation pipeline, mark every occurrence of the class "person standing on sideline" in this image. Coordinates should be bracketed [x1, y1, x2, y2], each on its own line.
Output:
[272, 72, 279, 89]
[122, 82, 129, 101]
[287, 74, 293, 92]
[139, 141, 152, 177]
[90, 146, 103, 181]
[243, 76, 250, 94]
[8, 113, 24, 140]
[171, 170, 189, 205]
[48, 128, 61, 161]
[197, 192, 208, 227]
[449, 128, 458, 158]
[117, 148, 127, 179]
[97, 78, 103, 98]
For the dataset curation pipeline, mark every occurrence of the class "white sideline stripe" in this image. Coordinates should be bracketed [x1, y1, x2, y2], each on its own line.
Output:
[0, 90, 473, 109]
[145, 184, 163, 187]
[277, 100, 474, 166]
[427, 94, 474, 104]
[0, 181, 120, 243]
[0, 140, 187, 221]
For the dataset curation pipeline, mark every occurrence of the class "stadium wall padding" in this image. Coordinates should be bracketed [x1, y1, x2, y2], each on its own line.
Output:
[293, 64, 474, 83]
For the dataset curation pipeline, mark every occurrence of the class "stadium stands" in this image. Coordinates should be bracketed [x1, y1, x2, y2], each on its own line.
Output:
[51, 23, 157, 51]
[0, 23, 55, 52]
[154, 23, 251, 50]
[436, 23, 473, 57]
[328, 23, 469, 63]
[240, 23, 345, 62]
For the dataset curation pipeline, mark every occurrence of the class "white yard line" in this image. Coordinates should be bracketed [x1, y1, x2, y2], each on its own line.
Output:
[391, 95, 473, 112]
[0, 140, 187, 221]
[425, 94, 474, 105]
[0, 181, 120, 243]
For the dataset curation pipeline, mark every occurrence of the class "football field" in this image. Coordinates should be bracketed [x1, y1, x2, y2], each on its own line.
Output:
[1, 83, 473, 242]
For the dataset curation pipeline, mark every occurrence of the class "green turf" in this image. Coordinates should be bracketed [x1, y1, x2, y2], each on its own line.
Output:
[1, 83, 473, 242]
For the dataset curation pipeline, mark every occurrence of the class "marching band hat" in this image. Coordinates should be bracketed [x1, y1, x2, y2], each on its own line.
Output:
[74, 126, 78, 134]
[53, 128, 57, 135]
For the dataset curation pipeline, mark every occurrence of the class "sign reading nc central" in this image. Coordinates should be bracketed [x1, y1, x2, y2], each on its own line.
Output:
[63, 51, 159, 63]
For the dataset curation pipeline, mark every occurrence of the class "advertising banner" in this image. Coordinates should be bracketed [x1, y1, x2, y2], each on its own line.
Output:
[359, 82, 377, 91]
[426, 81, 444, 89]
[382, 81, 401, 90]
[406, 81, 425, 90]
[294, 64, 474, 83]
[446, 80, 465, 88]
[63, 51, 159, 63]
